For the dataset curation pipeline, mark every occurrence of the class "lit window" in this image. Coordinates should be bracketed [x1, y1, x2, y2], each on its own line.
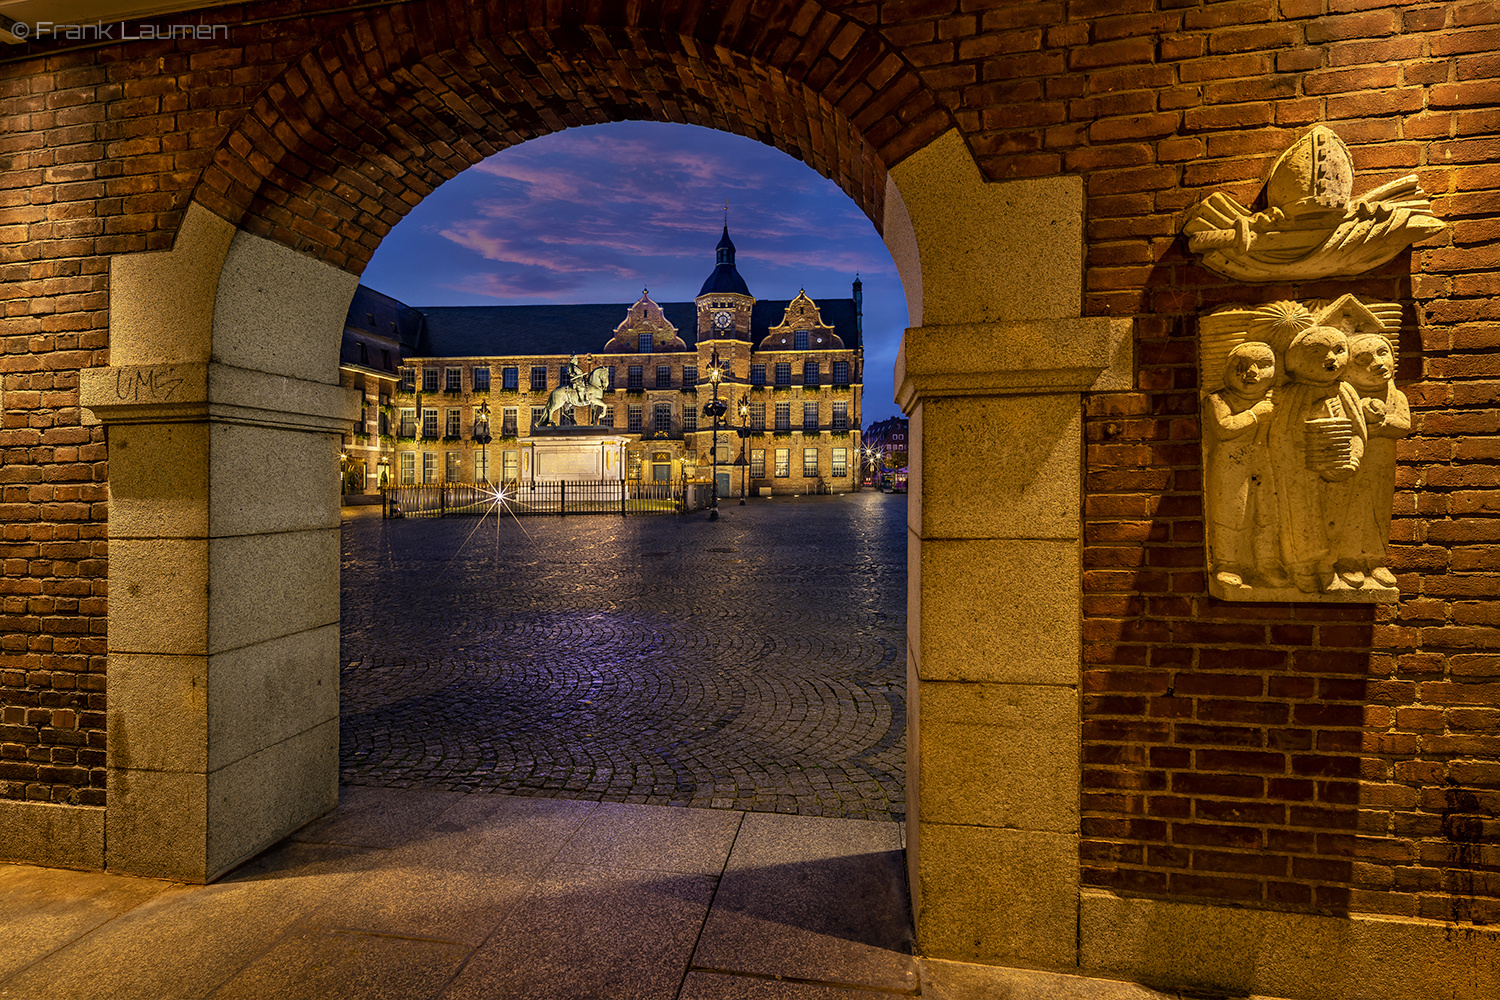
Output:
[832, 402, 848, 430]
[502, 408, 518, 436]
[446, 409, 461, 437]
[751, 449, 765, 478]
[750, 402, 765, 431]
[502, 451, 518, 481]
[398, 408, 416, 437]
[422, 452, 437, 483]
[774, 448, 790, 478]
[803, 448, 818, 478]
[474, 450, 489, 482]
[399, 452, 414, 484]
[833, 448, 847, 478]
[445, 451, 462, 482]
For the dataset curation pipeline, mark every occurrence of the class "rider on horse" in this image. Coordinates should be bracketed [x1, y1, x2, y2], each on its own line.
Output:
[565, 354, 586, 398]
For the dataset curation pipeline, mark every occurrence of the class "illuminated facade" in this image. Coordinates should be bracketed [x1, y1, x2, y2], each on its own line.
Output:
[342, 227, 865, 497]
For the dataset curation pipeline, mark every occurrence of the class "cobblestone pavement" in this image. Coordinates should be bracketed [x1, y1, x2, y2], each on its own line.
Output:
[339, 491, 908, 819]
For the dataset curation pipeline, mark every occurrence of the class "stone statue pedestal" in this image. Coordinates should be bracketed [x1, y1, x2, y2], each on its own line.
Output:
[525, 428, 631, 481]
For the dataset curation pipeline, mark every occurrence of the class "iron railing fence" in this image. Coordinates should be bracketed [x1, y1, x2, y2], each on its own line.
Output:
[383, 480, 714, 518]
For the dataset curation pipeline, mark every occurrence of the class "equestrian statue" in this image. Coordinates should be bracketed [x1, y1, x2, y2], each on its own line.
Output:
[538, 355, 610, 426]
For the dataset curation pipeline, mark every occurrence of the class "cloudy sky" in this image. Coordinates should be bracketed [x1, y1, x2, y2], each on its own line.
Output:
[362, 121, 908, 424]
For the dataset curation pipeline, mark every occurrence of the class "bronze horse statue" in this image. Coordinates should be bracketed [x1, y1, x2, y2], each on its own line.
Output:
[538, 366, 610, 426]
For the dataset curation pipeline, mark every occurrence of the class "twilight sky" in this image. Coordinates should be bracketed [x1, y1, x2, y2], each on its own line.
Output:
[361, 121, 908, 424]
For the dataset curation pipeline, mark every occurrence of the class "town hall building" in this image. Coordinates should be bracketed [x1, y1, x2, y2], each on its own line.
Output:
[339, 227, 865, 498]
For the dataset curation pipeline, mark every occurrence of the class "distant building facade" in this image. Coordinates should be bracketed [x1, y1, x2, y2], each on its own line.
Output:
[862, 416, 908, 478]
[339, 227, 864, 497]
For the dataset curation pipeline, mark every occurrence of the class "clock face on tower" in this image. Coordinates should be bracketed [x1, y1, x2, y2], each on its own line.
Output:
[712, 310, 733, 330]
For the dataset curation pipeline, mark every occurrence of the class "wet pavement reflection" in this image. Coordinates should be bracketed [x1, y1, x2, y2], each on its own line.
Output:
[339, 492, 908, 819]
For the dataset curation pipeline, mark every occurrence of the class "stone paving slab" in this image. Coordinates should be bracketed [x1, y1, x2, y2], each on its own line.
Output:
[439, 862, 718, 1000]
[679, 972, 901, 998]
[691, 812, 917, 993]
[210, 928, 471, 1000]
[0, 865, 170, 982]
[338, 493, 907, 819]
[555, 801, 744, 876]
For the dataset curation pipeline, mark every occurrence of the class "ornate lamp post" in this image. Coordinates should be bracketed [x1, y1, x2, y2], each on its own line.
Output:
[702, 349, 728, 520]
[474, 398, 491, 483]
[737, 394, 751, 504]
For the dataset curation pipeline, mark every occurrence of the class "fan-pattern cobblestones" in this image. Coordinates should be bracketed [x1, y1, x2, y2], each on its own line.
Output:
[339, 492, 907, 819]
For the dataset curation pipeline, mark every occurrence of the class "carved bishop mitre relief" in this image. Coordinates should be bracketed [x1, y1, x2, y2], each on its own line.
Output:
[1183, 126, 1446, 281]
[1199, 296, 1407, 603]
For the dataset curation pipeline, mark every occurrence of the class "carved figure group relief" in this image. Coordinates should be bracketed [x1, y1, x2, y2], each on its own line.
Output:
[1185, 126, 1442, 603]
[1199, 297, 1409, 602]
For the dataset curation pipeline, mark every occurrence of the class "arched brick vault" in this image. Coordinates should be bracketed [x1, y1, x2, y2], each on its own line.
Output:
[189, 1, 953, 272]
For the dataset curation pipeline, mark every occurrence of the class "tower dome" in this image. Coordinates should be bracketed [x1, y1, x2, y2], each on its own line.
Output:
[697, 224, 751, 297]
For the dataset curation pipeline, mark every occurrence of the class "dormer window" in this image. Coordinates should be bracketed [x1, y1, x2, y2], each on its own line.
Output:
[794, 330, 809, 350]
[638, 331, 653, 353]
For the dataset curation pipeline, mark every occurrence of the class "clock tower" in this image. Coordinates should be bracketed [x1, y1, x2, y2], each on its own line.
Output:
[694, 224, 754, 344]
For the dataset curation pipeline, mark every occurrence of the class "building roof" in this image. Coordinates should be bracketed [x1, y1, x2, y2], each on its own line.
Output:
[340, 284, 425, 374]
[407, 294, 862, 359]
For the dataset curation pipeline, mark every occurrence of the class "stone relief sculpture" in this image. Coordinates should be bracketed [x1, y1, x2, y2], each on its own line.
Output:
[1183, 125, 1445, 282]
[1186, 125, 1440, 603]
[1198, 296, 1409, 602]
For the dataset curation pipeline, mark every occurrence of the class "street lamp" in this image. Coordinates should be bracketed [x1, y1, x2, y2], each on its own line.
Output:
[475, 399, 491, 483]
[702, 349, 728, 520]
[737, 394, 750, 504]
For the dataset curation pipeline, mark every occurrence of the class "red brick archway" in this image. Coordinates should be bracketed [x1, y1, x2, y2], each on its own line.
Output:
[190, 2, 950, 272]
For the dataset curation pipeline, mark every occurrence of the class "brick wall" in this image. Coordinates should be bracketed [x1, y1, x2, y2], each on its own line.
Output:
[0, 0, 1494, 921]
[0, 246, 110, 804]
